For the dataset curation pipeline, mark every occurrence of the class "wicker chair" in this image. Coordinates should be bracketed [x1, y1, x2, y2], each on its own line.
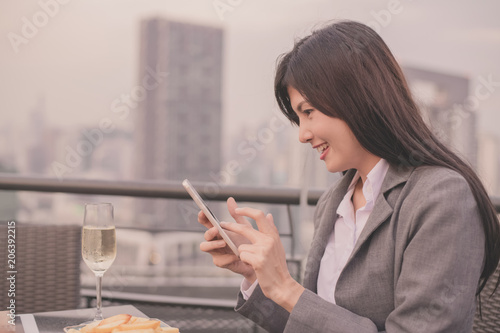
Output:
[0, 222, 81, 314]
[473, 263, 500, 332]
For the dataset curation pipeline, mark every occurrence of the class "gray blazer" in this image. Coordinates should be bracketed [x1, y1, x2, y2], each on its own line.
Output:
[235, 164, 485, 332]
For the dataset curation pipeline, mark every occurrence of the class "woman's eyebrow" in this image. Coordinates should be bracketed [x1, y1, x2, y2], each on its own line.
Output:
[296, 100, 307, 112]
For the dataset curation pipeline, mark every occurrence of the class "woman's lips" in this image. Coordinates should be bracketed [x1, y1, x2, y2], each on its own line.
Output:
[320, 146, 330, 160]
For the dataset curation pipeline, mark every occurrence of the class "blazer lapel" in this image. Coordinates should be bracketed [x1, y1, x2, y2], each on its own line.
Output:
[303, 169, 357, 291]
[303, 164, 414, 292]
[350, 164, 414, 259]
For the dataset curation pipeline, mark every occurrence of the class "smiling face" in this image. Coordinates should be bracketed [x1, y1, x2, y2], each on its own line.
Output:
[288, 86, 380, 177]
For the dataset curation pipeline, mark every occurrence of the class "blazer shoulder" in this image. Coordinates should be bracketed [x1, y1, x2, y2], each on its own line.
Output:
[401, 165, 477, 214]
[408, 165, 470, 189]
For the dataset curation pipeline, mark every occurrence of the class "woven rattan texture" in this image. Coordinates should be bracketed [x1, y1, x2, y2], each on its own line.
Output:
[0, 223, 81, 314]
[473, 263, 500, 333]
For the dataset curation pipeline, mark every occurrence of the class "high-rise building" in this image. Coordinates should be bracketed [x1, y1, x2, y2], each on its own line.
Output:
[478, 132, 500, 196]
[135, 18, 223, 227]
[402, 66, 477, 169]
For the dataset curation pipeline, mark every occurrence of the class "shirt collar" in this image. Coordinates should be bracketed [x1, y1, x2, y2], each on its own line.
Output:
[336, 158, 390, 217]
[363, 158, 390, 210]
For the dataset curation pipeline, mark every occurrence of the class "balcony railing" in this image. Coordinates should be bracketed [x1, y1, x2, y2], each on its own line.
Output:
[0, 173, 324, 205]
[1, 173, 499, 333]
[1, 173, 497, 208]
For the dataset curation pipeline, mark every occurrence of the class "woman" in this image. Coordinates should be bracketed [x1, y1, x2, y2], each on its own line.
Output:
[198, 20, 500, 332]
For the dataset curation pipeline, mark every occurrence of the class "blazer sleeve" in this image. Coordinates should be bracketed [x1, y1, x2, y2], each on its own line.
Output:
[235, 284, 290, 332]
[384, 169, 484, 332]
[235, 280, 380, 333]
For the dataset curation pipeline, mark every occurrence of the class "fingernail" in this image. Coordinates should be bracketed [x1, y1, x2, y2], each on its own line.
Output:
[234, 208, 241, 212]
[220, 221, 229, 227]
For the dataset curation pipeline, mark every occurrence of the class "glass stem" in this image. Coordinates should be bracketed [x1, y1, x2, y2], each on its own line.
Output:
[95, 273, 104, 321]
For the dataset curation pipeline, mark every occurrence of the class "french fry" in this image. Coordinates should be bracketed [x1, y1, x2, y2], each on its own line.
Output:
[80, 320, 100, 333]
[116, 320, 161, 331]
[75, 314, 179, 333]
[111, 329, 178, 333]
[156, 328, 180, 333]
[113, 328, 156, 333]
[95, 318, 131, 333]
[133, 317, 150, 323]
[99, 314, 132, 326]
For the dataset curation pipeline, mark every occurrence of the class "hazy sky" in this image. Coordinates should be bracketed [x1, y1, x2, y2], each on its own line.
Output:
[1, 0, 499, 156]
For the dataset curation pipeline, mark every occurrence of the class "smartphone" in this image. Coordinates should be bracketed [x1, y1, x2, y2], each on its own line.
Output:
[182, 179, 241, 257]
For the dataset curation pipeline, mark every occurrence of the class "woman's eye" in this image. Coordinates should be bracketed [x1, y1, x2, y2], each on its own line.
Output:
[303, 109, 314, 116]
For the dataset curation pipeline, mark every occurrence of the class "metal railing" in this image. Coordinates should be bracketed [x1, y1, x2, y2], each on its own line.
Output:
[0, 173, 325, 205]
[1, 173, 498, 209]
[1, 173, 499, 307]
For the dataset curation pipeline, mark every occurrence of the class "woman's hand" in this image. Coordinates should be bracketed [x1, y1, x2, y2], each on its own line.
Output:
[220, 205, 305, 312]
[198, 197, 256, 281]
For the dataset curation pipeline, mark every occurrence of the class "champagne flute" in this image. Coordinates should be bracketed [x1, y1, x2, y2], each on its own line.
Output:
[82, 203, 117, 321]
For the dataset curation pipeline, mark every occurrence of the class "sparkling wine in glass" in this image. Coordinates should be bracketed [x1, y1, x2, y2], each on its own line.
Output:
[82, 203, 116, 321]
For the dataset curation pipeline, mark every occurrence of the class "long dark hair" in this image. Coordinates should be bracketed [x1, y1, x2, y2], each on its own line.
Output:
[275, 20, 500, 294]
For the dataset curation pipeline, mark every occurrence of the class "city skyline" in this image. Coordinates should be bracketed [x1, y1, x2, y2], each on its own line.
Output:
[1, 1, 499, 134]
[0, 1, 499, 196]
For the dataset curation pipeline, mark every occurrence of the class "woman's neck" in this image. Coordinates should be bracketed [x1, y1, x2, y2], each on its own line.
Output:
[357, 155, 382, 184]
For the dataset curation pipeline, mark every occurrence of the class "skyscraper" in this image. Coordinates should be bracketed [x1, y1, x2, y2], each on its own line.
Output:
[478, 133, 500, 196]
[403, 66, 477, 169]
[135, 18, 223, 227]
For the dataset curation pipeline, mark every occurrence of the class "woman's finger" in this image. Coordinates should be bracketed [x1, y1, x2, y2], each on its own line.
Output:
[211, 253, 240, 268]
[198, 210, 214, 229]
[221, 221, 261, 243]
[227, 197, 252, 226]
[238, 250, 260, 269]
[237, 243, 257, 254]
[199, 239, 227, 252]
[204, 226, 221, 241]
[234, 207, 277, 235]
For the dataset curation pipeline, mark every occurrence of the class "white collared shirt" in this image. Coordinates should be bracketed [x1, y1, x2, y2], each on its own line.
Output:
[241, 159, 390, 302]
[316, 158, 390, 304]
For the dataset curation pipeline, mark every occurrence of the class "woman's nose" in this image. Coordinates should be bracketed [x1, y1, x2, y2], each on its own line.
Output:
[298, 124, 313, 143]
